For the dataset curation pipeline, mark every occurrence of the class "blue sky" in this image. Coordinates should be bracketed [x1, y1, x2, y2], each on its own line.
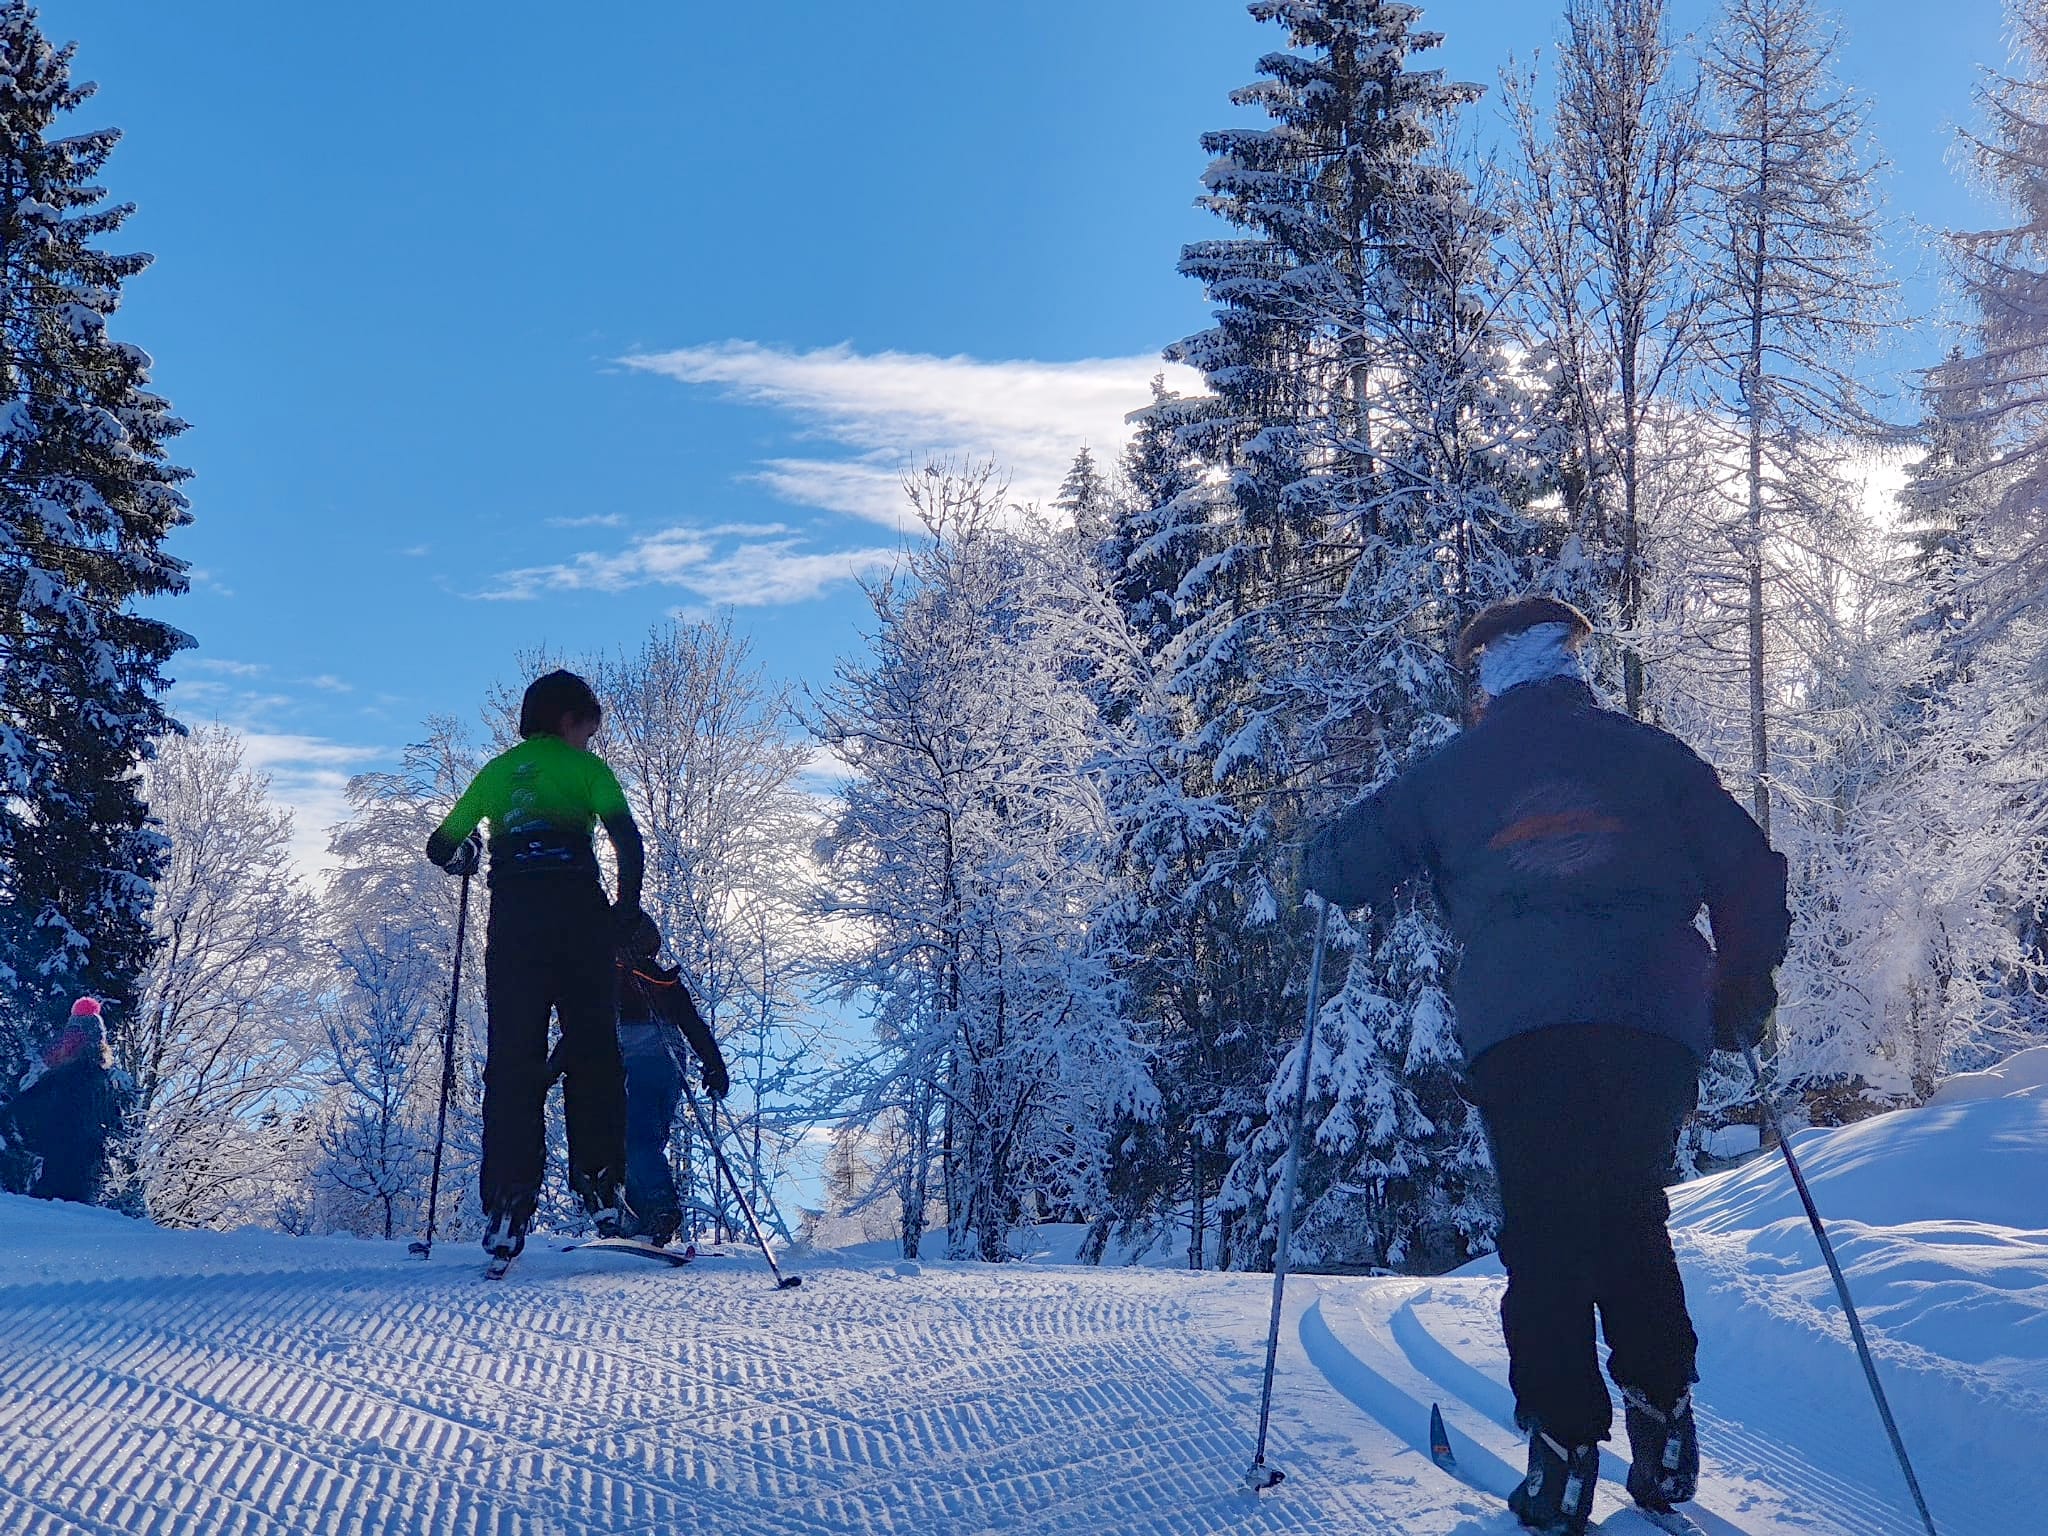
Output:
[42, 0, 2012, 864]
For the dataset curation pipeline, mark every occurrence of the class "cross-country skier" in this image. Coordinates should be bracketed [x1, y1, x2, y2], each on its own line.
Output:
[3, 998, 133, 1205]
[425, 669, 646, 1266]
[1302, 597, 1790, 1536]
[614, 913, 729, 1247]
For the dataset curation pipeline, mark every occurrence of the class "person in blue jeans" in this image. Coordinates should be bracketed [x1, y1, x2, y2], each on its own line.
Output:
[615, 916, 729, 1246]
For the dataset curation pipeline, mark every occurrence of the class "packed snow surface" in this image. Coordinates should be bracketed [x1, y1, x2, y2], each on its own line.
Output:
[1, 1085, 2043, 1534]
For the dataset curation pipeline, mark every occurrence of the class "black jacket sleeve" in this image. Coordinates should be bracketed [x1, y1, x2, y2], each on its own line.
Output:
[1302, 773, 1429, 911]
[1668, 745, 1791, 983]
[656, 978, 726, 1080]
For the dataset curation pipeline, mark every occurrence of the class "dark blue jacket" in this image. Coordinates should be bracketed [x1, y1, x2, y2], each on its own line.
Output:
[5, 1055, 130, 1204]
[1303, 679, 1790, 1065]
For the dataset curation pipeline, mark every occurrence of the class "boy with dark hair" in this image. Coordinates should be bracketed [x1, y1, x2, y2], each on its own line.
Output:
[613, 914, 729, 1247]
[1303, 597, 1790, 1536]
[426, 668, 646, 1265]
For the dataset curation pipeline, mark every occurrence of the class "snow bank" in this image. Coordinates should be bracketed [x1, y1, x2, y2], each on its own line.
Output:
[1925, 1042, 2048, 1105]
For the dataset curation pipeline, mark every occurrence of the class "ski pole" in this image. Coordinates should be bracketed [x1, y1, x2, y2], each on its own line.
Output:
[1246, 897, 1332, 1492]
[410, 871, 471, 1260]
[683, 1080, 802, 1290]
[1745, 1044, 1939, 1536]
[713, 1094, 797, 1243]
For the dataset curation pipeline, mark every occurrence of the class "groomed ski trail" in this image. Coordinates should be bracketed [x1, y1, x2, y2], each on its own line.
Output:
[2, 1169, 2039, 1536]
[0, 1198, 1451, 1536]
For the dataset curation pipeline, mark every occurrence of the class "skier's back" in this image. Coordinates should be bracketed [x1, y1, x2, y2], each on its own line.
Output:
[1305, 596, 1790, 1535]
[613, 915, 728, 1247]
[4, 998, 131, 1206]
[425, 669, 646, 1266]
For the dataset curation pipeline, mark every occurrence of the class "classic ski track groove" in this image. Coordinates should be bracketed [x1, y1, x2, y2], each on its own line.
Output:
[1385, 1286, 1879, 1536]
[1318, 1275, 1979, 1536]
[0, 1247, 1422, 1536]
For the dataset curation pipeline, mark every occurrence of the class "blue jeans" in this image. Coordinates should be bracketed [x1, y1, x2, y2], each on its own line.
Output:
[618, 1022, 684, 1237]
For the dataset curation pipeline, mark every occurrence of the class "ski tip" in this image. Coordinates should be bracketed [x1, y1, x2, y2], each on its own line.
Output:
[1428, 1402, 1457, 1471]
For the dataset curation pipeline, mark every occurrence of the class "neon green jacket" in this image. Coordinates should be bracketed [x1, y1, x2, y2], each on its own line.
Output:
[426, 734, 643, 909]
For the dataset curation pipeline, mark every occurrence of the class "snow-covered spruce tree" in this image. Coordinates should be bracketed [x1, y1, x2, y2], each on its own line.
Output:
[1054, 444, 1114, 559]
[126, 726, 321, 1228]
[1931, 1, 2048, 637]
[815, 465, 1153, 1262]
[1135, 1, 1547, 1274]
[1697, 0, 1890, 841]
[0, 4, 190, 1079]
[1503, 0, 1704, 715]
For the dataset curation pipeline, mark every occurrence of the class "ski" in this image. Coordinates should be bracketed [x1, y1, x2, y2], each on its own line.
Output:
[1429, 1401, 1457, 1472]
[483, 1251, 516, 1281]
[1626, 1506, 1704, 1536]
[562, 1236, 696, 1268]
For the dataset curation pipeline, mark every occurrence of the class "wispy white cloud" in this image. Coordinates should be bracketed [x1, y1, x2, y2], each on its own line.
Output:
[545, 513, 627, 530]
[483, 525, 895, 606]
[619, 341, 1203, 528]
[227, 731, 386, 880]
[189, 657, 268, 679]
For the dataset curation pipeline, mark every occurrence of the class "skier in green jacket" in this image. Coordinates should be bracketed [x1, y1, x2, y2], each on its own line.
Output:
[425, 669, 645, 1264]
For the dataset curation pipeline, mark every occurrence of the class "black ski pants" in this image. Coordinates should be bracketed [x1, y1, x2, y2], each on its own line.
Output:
[481, 877, 626, 1227]
[1467, 1022, 1701, 1447]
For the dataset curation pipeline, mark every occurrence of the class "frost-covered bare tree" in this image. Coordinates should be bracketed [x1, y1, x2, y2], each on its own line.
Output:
[125, 726, 320, 1227]
[320, 722, 489, 1235]
[1504, 0, 1704, 714]
[594, 618, 824, 1228]
[1696, 0, 1891, 839]
[816, 465, 1154, 1262]
[317, 922, 437, 1239]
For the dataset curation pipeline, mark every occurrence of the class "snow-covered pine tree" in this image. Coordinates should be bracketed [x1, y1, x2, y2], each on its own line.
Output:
[1053, 445, 1114, 556]
[1503, 0, 1703, 715]
[0, 3, 191, 1078]
[1273, 122, 1550, 1275]
[1929, 0, 2048, 640]
[1697, 0, 1890, 841]
[1146, 0, 1545, 1273]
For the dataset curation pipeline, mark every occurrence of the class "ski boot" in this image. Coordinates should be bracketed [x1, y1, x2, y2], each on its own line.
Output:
[573, 1172, 633, 1240]
[1621, 1383, 1699, 1512]
[1508, 1427, 1600, 1535]
[482, 1208, 527, 1279]
[638, 1208, 681, 1248]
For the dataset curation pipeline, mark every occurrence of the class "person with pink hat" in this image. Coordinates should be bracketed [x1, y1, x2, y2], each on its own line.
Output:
[1, 997, 132, 1205]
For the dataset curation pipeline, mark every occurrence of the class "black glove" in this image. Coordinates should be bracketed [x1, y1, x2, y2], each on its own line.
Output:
[701, 1058, 730, 1100]
[1712, 971, 1777, 1053]
[443, 830, 482, 878]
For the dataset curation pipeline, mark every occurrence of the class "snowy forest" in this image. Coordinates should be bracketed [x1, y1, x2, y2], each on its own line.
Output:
[8, 0, 2048, 1278]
